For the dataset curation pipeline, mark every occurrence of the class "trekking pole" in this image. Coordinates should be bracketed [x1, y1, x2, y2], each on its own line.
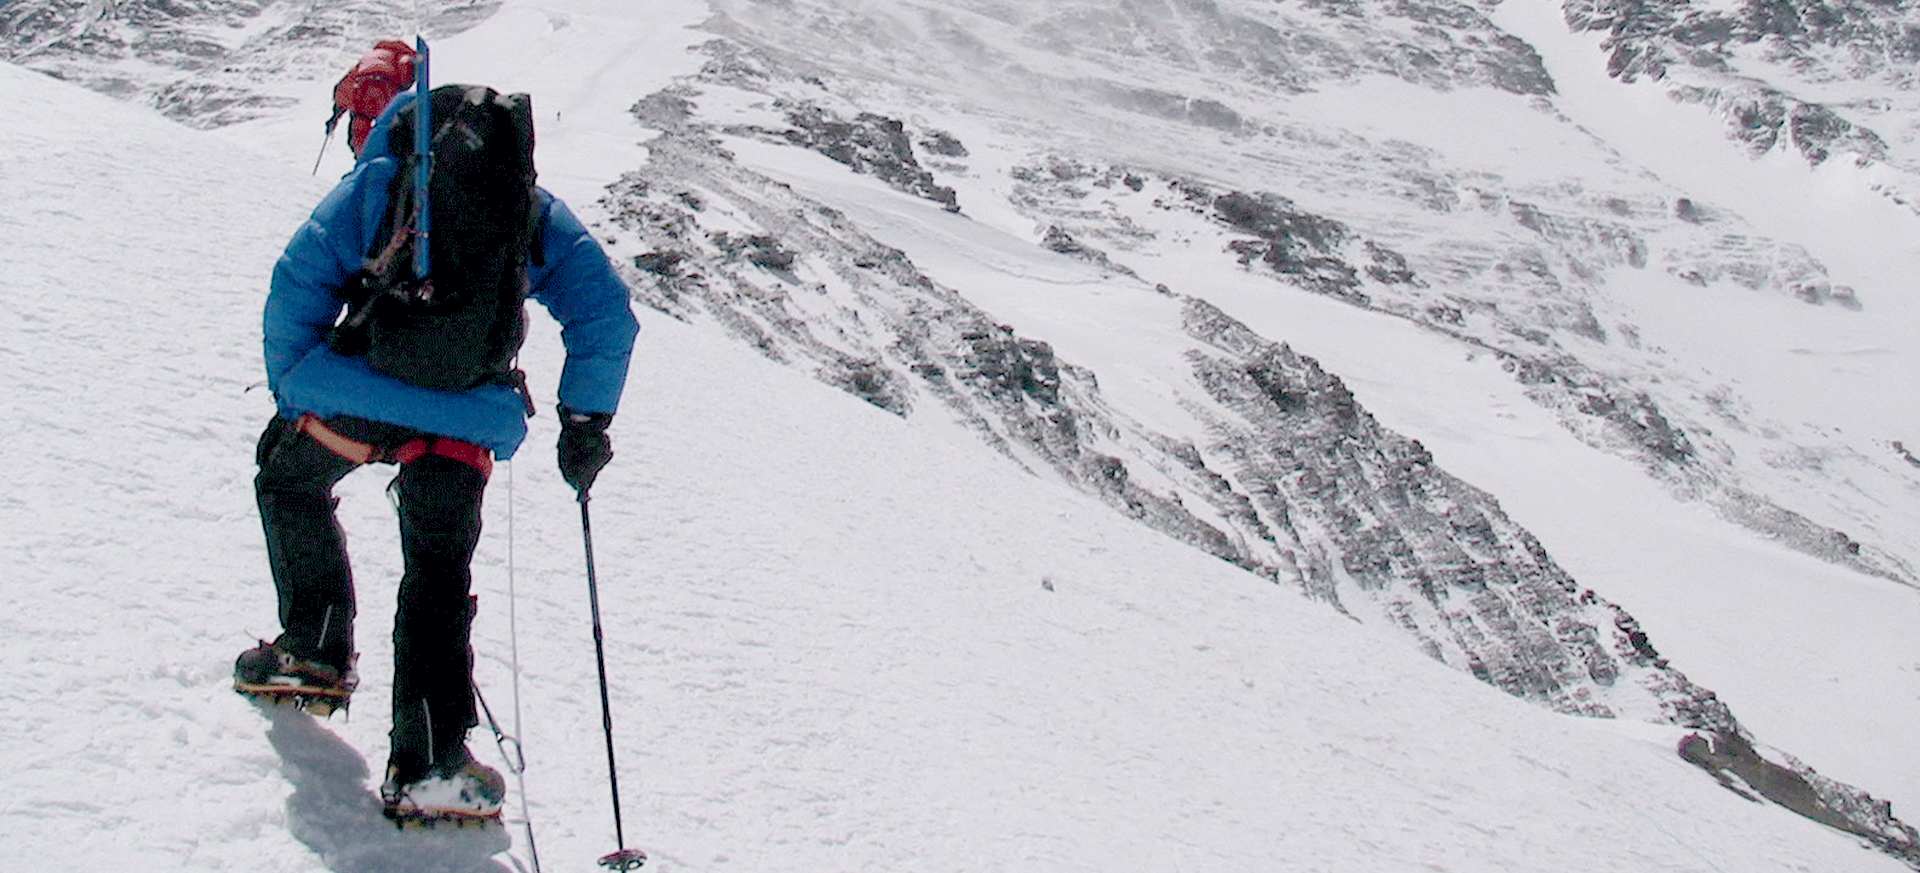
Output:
[579, 491, 648, 871]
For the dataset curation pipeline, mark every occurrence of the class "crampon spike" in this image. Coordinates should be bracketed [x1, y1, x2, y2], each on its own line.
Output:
[237, 688, 351, 719]
[598, 848, 648, 870]
[302, 696, 346, 718]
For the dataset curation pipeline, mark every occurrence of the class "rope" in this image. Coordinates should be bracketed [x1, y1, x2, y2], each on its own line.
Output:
[490, 459, 544, 873]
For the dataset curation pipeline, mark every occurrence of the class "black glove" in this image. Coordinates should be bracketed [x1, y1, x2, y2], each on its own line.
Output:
[557, 407, 615, 495]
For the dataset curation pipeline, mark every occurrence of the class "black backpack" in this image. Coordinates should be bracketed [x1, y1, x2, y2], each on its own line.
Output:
[330, 84, 542, 406]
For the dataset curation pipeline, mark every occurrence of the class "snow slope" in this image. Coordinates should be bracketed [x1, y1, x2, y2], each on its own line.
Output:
[660, 0, 1920, 829]
[0, 4, 1912, 873]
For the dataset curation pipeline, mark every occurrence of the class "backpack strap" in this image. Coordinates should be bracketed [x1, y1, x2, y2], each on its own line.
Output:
[502, 91, 544, 268]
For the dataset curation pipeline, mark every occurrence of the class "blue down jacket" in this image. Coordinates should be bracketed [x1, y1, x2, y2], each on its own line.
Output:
[265, 91, 638, 460]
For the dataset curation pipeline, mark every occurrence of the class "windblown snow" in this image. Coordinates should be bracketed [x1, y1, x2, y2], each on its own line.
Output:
[2, 0, 1917, 871]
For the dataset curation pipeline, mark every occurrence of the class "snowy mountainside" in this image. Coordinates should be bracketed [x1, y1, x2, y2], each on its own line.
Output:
[600, 93, 1741, 733]
[8, 53, 1911, 872]
[654, 0, 1920, 594]
[595, 13, 1920, 854]
[0, 0, 499, 127]
[1564, 0, 1920, 205]
[6, 0, 1920, 868]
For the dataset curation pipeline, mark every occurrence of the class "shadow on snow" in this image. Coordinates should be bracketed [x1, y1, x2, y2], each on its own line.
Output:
[256, 702, 513, 873]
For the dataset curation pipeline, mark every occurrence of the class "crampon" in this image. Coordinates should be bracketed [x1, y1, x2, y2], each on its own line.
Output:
[234, 639, 357, 717]
[235, 684, 354, 718]
[379, 804, 503, 830]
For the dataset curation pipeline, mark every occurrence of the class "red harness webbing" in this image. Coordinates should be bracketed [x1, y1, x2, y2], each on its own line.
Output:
[296, 413, 493, 479]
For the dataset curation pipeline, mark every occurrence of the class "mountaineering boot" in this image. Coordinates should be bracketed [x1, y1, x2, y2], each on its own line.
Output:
[233, 638, 358, 716]
[380, 745, 506, 823]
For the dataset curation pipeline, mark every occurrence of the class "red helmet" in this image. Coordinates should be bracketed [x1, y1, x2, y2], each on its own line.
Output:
[328, 40, 419, 155]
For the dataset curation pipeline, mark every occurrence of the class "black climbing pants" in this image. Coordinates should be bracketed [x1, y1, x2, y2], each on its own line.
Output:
[254, 414, 488, 779]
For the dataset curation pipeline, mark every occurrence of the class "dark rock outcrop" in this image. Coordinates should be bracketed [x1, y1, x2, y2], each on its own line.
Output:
[1563, 0, 1905, 170]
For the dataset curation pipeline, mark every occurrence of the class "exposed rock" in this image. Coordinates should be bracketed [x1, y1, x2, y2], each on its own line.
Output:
[1006, 157, 1911, 584]
[729, 99, 961, 212]
[605, 98, 1780, 743]
[1181, 298, 1734, 724]
[1039, 225, 1132, 275]
[1681, 732, 1920, 864]
[1214, 191, 1369, 302]
[1563, 0, 1906, 171]
[1020, 0, 1556, 97]
[715, 232, 798, 272]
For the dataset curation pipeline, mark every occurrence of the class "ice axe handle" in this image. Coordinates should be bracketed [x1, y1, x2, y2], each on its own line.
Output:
[412, 35, 431, 281]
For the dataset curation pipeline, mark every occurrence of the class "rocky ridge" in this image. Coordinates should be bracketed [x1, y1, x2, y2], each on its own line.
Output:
[613, 67, 1726, 728]
[1560, 0, 1920, 208]
[693, 0, 1920, 590]
[604, 35, 1915, 856]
